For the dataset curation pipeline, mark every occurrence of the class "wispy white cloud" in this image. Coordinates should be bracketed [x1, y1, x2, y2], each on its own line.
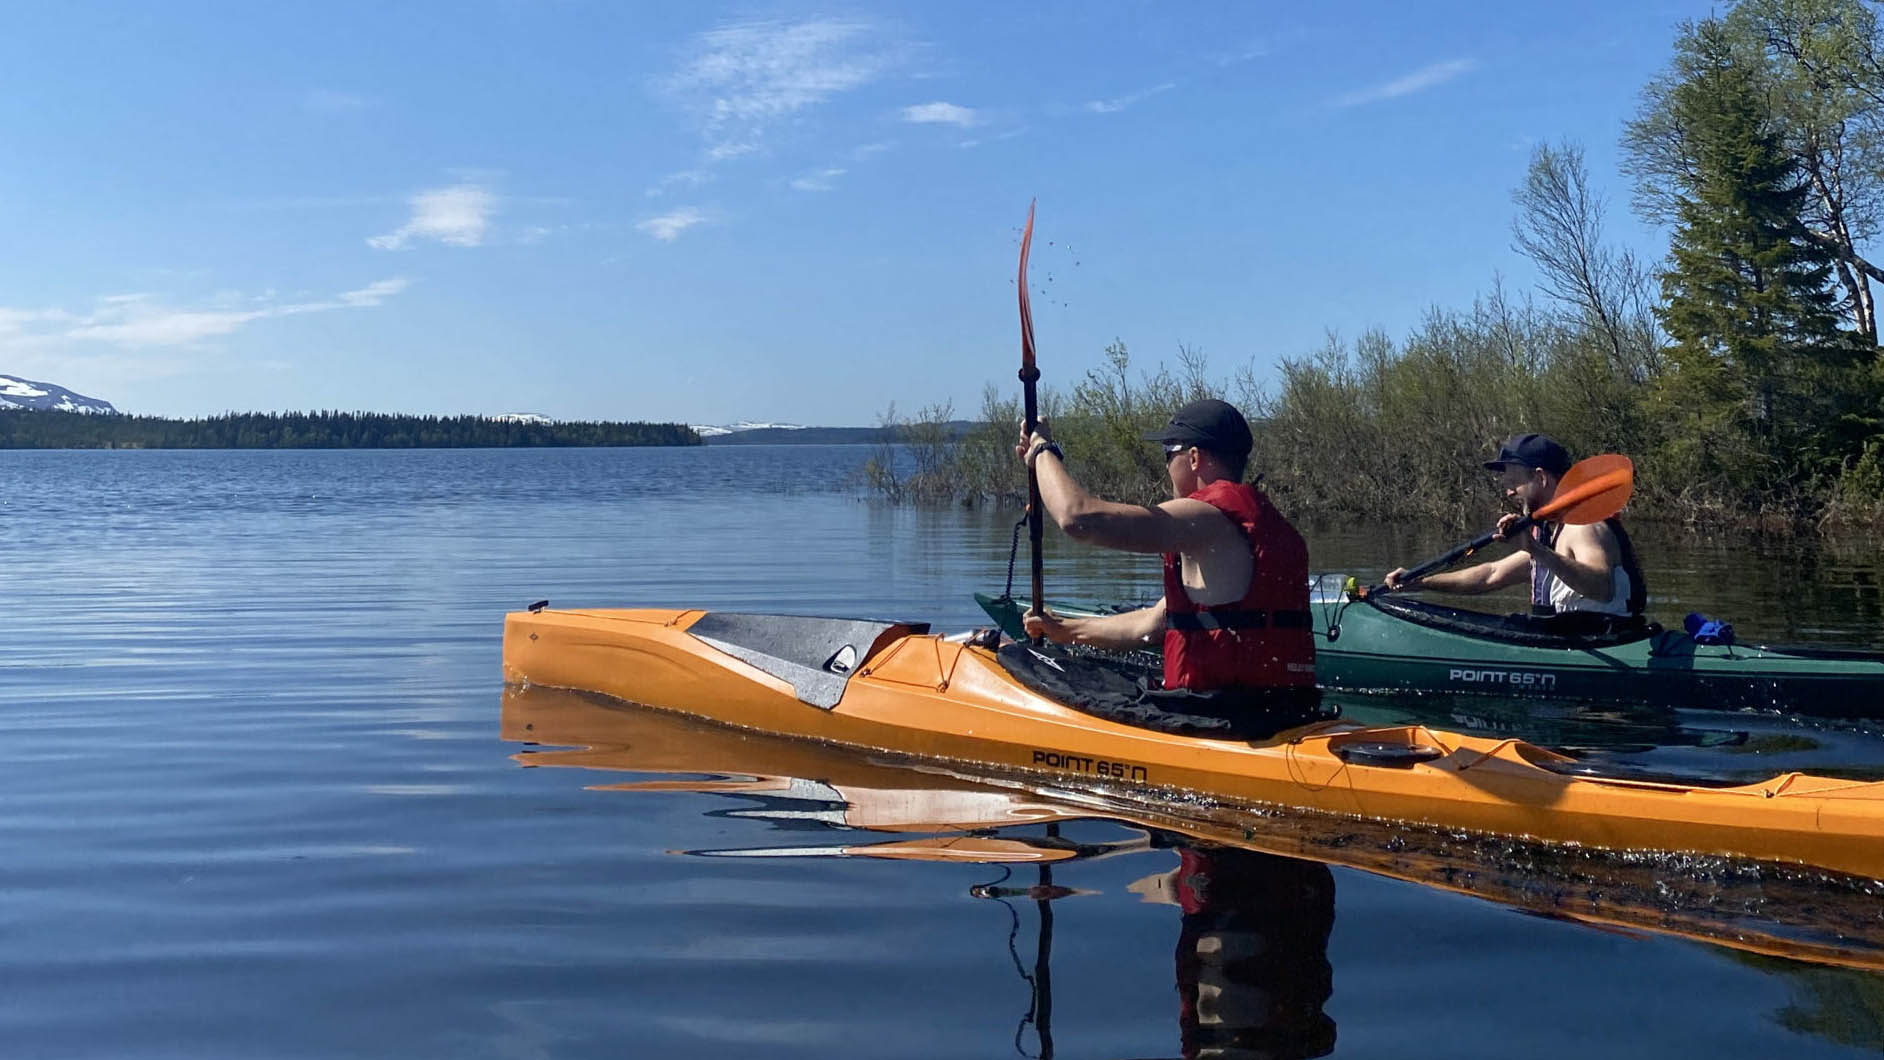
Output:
[664, 18, 898, 161]
[1085, 82, 1176, 115]
[68, 309, 268, 346]
[0, 307, 74, 336]
[902, 101, 979, 127]
[368, 184, 496, 250]
[336, 278, 411, 307]
[637, 207, 710, 242]
[789, 167, 847, 192]
[3, 279, 413, 349]
[705, 140, 759, 161]
[1332, 59, 1477, 108]
[787, 141, 894, 193]
[646, 168, 715, 197]
[304, 89, 373, 114]
[1215, 42, 1268, 67]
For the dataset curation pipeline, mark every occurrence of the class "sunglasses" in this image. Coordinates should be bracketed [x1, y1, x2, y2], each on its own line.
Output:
[1163, 443, 1190, 457]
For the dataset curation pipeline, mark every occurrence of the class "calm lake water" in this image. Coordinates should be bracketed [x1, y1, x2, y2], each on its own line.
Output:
[5, 445, 1884, 1058]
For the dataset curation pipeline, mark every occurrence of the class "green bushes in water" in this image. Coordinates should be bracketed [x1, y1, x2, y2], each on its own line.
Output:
[868, 342, 1242, 510]
[866, 302, 1884, 533]
[1261, 283, 1693, 528]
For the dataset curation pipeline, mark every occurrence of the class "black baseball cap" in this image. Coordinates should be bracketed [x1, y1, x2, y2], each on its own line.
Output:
[1145, 399, 1253, 456]
[1484, 433, 1572, 476]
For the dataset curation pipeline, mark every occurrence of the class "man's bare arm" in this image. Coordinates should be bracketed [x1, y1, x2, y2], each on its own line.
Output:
[1034, 454, 1228, 554]
[1025, 600, 1167, 653]
[1387, 549, 1529, 594]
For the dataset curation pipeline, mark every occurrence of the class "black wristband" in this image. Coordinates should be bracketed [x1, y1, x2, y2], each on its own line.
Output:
[1030, 440, 1064, 464]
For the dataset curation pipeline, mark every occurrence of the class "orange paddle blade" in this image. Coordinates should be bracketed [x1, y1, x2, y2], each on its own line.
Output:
[1533, 454, 1634, 525]
[1018, 200, 1036, 371]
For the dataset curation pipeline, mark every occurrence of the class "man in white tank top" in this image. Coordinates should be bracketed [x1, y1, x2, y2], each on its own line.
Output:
[1384, 434, 1638, 619]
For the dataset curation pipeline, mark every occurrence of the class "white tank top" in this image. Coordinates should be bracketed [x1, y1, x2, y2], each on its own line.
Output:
[1540, 562, 1632, 617]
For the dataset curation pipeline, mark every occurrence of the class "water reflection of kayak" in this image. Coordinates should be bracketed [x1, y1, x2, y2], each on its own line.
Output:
[500, 682, 1884, 973]
[973, 585, 1884, 717]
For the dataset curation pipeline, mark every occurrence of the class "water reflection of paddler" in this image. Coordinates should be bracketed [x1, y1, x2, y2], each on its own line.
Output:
[1385, 433, 1647, 635]
[1128, 845, 1337, 1060]
[1012, 399, 1319, 718]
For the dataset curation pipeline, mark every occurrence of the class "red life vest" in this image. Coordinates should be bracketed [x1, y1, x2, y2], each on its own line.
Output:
[1162, 480, 1316, 691]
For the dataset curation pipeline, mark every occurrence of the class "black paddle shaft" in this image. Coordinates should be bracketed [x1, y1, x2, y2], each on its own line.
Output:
[1021, 364, 1045, 642]
[1033, 823, 1057, 1059]
[1374, 515, 1533, 595]
[1015, 200, 1045, 646]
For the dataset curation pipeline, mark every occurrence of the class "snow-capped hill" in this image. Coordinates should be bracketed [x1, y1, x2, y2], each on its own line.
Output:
[490, 413, 553, 425]
[0, 374, 117, 414]
[689, 420, 807, 437]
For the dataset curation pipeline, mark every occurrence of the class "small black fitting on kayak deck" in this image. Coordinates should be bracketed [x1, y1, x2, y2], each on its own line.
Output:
[527, 599, 549, 613]
[1332, 742, 1445, 768]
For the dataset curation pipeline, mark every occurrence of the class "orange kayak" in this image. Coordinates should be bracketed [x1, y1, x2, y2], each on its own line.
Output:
[501, 606, 1884, 881]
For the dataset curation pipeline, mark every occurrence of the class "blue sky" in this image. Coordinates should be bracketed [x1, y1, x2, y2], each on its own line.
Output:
[0, 1, 1713, 424]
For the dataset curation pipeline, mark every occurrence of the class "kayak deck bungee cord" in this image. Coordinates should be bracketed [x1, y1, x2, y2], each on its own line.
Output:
[501, 605, 1884, 881]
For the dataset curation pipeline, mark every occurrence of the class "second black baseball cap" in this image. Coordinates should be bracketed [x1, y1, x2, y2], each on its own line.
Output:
[1483, 433, 1572, 476]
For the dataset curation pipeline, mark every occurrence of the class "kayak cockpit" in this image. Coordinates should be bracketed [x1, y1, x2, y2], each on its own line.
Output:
[684, 612, 930, 709]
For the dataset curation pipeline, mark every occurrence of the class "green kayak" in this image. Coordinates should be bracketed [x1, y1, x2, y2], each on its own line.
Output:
[973, 586, 1884, 717]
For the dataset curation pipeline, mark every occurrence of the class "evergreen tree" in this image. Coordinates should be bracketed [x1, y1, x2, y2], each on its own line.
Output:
[1654, 18, 1871, 502]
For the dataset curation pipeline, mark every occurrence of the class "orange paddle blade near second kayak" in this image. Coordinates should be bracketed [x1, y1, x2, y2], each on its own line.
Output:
[1534, 454, 1634, 525]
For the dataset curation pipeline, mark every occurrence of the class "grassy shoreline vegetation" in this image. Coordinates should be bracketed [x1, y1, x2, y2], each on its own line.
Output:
[0, 410, 700, 449]
[869, 2, 1884, 535]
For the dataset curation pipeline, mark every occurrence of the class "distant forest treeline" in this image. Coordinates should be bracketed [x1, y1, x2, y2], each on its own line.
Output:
[0, 410, 701, 449]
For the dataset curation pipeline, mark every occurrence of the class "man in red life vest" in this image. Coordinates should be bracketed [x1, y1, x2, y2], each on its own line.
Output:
[1018, 399, 1317, 697]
